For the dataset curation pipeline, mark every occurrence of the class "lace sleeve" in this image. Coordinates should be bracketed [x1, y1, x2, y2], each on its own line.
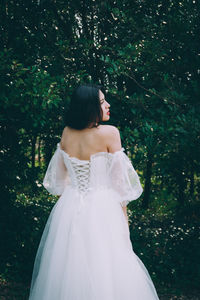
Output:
[43, 144, 70, 196]
[109, 150, 143, 207]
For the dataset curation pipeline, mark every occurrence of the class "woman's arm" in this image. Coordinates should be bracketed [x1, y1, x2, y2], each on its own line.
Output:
[105, 125, 130, 226]
[122, 205, 129, 226]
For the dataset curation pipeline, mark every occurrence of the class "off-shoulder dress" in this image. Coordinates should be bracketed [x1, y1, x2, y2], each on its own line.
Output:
[28, 143, 159, 300]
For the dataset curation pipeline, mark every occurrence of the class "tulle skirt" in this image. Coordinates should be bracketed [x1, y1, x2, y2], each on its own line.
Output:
[28, 186, 159, 300]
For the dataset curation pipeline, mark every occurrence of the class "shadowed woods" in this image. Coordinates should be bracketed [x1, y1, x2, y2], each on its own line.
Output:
[0, 0, 200, 298]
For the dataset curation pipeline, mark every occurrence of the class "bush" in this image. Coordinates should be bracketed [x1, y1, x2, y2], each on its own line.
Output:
[128, 200, 200, 290]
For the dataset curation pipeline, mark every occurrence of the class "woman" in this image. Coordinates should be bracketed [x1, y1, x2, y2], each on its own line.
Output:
[28, 84, 159, 299]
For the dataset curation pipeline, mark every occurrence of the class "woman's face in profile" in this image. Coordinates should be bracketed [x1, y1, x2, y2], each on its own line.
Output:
[99, 90, 110, 121]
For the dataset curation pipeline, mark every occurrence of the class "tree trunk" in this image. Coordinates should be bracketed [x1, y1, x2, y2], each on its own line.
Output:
[177, 168, 185, 205]
[142, 150, 153, 209]
[38, 135, 41, 168]
[189, 159, 194, 195]
[31, 134, 37, 170]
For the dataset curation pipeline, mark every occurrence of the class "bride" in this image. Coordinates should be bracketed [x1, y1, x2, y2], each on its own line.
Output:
[28, 84, 159, 299]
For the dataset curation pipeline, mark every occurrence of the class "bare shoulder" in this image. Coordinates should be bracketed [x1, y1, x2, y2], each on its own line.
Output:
[60, 127, 70, 147]
[61, 126, 68, 136]
[98, 125, 120, 136]
[98, 125, 122, 152]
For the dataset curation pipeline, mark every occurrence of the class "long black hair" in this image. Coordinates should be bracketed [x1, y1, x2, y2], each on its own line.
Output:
[64, 84, 104, 130]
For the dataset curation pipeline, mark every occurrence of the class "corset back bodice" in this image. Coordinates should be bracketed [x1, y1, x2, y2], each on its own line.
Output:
[61, 150, 111, 195]
[63, 158, 91, 194]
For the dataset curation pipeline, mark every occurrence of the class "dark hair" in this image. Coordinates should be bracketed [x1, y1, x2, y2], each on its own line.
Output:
[64, 84, 104, 130]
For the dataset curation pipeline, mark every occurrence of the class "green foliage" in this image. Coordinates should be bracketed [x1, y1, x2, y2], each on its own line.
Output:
[0, 0, 200, 295]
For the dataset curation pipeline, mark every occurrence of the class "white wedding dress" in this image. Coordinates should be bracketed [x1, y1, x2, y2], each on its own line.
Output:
[28, 143, 159, 300]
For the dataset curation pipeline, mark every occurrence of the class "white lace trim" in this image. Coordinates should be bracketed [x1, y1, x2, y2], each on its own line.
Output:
[57, 143, 124, 162]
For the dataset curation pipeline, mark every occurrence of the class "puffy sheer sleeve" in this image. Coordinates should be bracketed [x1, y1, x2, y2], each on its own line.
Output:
[109, 149, 143, 207]
[43, 144, 70, 196]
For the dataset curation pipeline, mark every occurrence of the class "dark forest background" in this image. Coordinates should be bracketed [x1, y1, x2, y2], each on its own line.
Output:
[0, 0, 200, 299]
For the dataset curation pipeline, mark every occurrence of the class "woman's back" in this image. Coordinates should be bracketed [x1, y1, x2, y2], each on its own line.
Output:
[60, 125, 121, 161]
